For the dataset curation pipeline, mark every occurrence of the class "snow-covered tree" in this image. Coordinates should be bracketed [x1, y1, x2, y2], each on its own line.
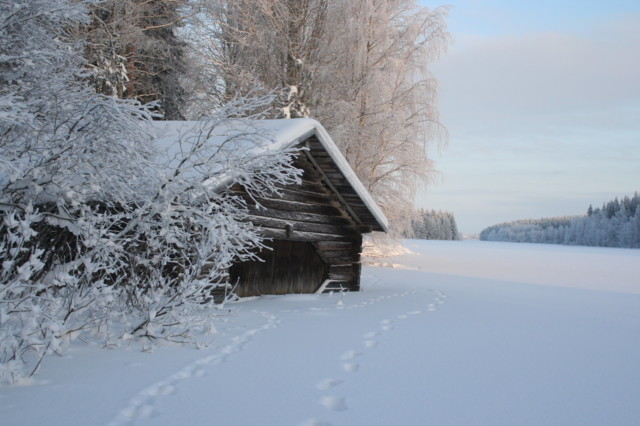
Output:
[312, 1, 449, 232]
[183, 0, 327, 118]
[185, 0, 450, 235]
[406, 209, 460, 240]
[1, 0, 301, 383]
[84, 0, 189, 119]
[479, 193, 640, 248]
[1, 0, 155, 383]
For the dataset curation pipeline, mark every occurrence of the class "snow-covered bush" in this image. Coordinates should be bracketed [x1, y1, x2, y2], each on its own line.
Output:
[1, 0, 146, 383]
[0, 0, 301, 383]
[107, 101, 303, 341]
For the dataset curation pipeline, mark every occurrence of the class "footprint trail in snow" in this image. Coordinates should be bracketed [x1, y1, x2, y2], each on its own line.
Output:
[107, 310, 279, 426]
[305, 287, 448, 425]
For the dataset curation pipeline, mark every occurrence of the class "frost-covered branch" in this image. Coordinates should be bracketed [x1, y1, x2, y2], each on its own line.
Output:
[1, 0, 301, 384]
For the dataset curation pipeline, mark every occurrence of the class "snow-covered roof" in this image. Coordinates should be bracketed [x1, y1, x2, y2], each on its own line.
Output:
[151, 118, 389, 233]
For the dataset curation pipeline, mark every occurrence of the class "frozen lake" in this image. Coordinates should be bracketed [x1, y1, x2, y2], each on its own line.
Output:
[2, 240, 639, 425]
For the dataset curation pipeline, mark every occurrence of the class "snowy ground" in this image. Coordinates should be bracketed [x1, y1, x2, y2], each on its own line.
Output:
[2, 240, 640, 426]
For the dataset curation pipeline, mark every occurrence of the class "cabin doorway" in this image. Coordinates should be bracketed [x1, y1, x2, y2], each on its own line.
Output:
[230, 240, 328, 296]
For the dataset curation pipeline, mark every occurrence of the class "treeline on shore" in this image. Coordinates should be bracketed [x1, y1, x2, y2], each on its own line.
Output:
[405, 209, 460, 241]
[480, 192, 640, 248]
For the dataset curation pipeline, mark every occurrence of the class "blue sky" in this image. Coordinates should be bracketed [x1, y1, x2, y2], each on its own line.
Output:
[417, 0, 640, 234]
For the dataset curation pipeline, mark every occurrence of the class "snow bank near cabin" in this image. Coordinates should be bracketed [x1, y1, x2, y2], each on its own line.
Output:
[1, 240, 639, 426]
[362, 234, 413, 259]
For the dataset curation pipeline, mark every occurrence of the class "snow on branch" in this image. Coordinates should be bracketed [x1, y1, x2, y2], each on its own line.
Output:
[0, 0, 302, 383]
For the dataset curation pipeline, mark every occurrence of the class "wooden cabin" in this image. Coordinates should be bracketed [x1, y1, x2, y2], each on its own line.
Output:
[155, 119, 388, 297]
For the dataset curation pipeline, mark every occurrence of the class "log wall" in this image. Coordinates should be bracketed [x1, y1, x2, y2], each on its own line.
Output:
[230, 240, 328, 296]
[229, 144, 366, 296]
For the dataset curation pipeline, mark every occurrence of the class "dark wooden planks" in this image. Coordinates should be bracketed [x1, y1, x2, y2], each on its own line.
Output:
[228, 141, 370, 296]
[305, 136, 385, 232]
[230, 240, 328, 296]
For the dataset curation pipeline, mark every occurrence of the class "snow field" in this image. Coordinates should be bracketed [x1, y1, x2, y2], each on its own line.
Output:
[1, 240, 639, 426]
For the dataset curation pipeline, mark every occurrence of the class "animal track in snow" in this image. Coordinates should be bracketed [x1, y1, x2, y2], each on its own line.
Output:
[320, 396, 348, 411]
[155, 384, 175, 397]
[342, 362, 360, 373]
[314, 284, 422, 312]
[316, 378, 343, 391]
[135, 404, 154, 419]
[300, 419, 333, 426]
[108, 310, 280, 426]
[310, 287, 448, 423]
[340, 350, 360, 361]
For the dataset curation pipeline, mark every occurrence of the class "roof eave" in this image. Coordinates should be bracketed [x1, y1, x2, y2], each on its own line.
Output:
[302, 120, 389, 233]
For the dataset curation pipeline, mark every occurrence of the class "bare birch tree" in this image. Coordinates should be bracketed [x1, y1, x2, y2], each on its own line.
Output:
[313, 1, 450, 230]
[184, 0, 327, 118]
[186, 0, 450, 233]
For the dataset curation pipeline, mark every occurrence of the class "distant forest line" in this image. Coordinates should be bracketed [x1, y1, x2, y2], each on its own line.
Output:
[480, 192, 640, 248]
[405, 209, 461, 241]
